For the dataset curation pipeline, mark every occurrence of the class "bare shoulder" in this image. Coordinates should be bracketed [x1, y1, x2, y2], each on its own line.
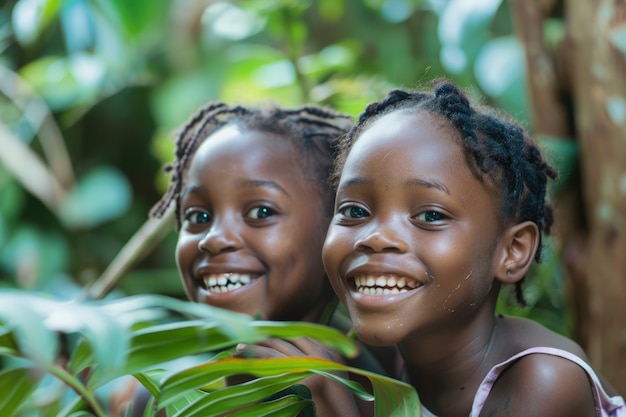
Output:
[480, 350, 596, 417]
[502, 315, 588, 357]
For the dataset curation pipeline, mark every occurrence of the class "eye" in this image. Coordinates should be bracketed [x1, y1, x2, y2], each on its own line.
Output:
[184, 209, 211, 224]
[246, 206, 276, 219]
[415, 210, 446, 223]
[338, 205, 369, 219]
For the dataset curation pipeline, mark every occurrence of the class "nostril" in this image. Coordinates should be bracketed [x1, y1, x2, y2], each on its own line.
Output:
[355, 230, 407, 253]
[198, 231, 240, 254]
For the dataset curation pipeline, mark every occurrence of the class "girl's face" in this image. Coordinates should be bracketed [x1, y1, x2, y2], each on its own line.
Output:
[176, 125, 332, 321]
[322, 111, 505, 347]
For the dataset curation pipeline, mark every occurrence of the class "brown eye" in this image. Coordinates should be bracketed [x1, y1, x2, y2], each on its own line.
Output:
[184, 210, 211, 224]
[339, 205, 368, 219]
[416, 210, 444, 222]
[246, 206, 276, 219]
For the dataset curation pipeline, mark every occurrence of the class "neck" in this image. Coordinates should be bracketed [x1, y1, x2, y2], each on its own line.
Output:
[399, 311, 501, 415]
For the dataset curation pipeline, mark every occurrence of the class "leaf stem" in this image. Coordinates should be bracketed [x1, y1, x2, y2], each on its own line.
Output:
[49, 364, 107, 417]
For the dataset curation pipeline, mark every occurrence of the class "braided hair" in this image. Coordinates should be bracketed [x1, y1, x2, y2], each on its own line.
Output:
[332, 79, 557, 305]
[151, 101, 353, 229]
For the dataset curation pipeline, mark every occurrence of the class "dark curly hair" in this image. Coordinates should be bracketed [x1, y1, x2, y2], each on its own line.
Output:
[151, 101, 353, 230]
[332, 79, 558, 305]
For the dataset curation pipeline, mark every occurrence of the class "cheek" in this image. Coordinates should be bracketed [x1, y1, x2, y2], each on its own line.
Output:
[321, 229, 348, 294]
[174, 235, 193, 268]
[322, 227, 342, 272]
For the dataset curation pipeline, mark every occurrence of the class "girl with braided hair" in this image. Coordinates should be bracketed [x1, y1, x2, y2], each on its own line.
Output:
[150, 101, 351, 323]
[127, 101, 396, 417]
[322, 79, 625, 416]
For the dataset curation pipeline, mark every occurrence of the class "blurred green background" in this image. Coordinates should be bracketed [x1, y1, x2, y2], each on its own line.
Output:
[0, 0, 567, 331]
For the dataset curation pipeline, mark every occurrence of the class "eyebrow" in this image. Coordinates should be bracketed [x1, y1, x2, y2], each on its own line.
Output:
[240, 179, 290, 198]
[184, 179, 290, 198]
[338, 177, 449, 194]
[337, 177, 372, 193]
[402, 178, 449, 194]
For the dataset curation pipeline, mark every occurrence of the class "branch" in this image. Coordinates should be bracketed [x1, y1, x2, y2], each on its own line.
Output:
[510, 0, 570, 136]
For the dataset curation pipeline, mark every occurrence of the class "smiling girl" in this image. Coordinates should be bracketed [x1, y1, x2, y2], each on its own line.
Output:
[142, 101, 396, 417]
[322, 80, 625, 417]
[151, 102, 349, 322]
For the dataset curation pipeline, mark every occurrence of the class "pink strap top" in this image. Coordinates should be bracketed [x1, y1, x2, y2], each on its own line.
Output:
[420, 347, 625, 417]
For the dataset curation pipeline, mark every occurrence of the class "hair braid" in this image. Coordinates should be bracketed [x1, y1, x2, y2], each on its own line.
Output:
[151, 101, 352, 230]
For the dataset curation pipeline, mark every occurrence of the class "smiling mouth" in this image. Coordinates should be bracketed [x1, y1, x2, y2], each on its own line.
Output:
[201, 273, 259, 294]
[354, 275, 420, 295]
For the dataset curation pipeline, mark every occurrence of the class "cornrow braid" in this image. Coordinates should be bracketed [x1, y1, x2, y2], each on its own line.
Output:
[151, 101, 352, 230]
[333, 79, 557, 306]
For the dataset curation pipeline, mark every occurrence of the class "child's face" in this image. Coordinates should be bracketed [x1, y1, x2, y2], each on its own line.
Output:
[322, 111, 505, 346]
[176, 125, 332, 321]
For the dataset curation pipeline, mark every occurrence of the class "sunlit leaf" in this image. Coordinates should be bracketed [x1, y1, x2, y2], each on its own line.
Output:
[0, 292, 58, 365]
[19, 55, 104, 111]
[101, 0, 168, 39]
[59, 166, 131, 228]
[12, 0, 63, 45]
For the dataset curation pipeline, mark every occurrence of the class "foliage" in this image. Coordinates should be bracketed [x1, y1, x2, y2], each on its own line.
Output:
[0, 0, 572, 414]
[0, 290, 419, 416]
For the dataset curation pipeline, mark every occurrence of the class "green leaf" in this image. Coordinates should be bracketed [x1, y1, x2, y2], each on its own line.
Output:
[227, 395, 310, 417]
[134, 369, 168, 398]
[0, 292, 58, 366]
[59, 166, 131, 228]
[0, 367, 41, 417]
[159, 357, 419, 417]
[19, 55, 105, 111]
[169, 373, 311, 417]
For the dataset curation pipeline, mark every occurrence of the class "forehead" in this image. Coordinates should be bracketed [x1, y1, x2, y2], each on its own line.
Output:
[344, 111, 467, 180]
[189, 125, 300, 174]
[184, 125, 328, 197]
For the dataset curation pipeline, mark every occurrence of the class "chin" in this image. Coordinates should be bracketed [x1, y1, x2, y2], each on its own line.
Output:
[352, 324, 401, 347]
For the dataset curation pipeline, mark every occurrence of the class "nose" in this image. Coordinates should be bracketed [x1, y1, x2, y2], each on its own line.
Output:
[354, 218, 409, 253]
[198, 218, 242, 255]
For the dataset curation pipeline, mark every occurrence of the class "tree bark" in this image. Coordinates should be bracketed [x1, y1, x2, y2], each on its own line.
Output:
[511, 0, 626, 393]
[564, 0, 626, 393]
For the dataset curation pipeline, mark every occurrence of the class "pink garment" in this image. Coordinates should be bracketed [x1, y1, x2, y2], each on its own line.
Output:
[420, 347, 625, 417]
[470, 347, 625, 417]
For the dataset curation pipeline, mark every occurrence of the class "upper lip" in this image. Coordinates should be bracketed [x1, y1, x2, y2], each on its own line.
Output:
[195, 264, 265, 281]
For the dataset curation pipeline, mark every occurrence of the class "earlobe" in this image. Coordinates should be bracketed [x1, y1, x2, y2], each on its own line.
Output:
[495, 221, 540, 284]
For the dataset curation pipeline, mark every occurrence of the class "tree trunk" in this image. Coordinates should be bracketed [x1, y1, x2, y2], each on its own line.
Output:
[565, 0, 626, 393]
[511, 0, 626, 393]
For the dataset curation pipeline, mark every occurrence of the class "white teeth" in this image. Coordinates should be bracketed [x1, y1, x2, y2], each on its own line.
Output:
[354, 274, 419, 295]
[202, 273, 255, 293]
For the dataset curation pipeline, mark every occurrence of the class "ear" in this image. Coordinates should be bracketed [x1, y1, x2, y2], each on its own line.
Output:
[494, 221, 539, 285]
